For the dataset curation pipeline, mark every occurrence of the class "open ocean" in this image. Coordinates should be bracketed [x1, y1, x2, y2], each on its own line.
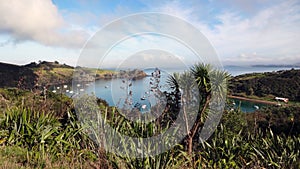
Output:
[224, 65, 299, 76]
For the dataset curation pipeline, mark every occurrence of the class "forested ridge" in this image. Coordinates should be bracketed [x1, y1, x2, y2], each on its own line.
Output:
[229, 69, 300, 101]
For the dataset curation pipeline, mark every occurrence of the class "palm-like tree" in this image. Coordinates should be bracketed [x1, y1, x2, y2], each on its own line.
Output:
[210, 69, 230, 101]
[167, 63, 230, 155]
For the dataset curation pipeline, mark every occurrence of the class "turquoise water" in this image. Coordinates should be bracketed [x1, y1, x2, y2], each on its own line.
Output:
[229, 98, 269, 113]
[77, 68, 171, 111]
[70, 66, 297, 112]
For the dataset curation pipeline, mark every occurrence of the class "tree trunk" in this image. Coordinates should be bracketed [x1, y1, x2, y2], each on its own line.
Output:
[187, 136, 193, 155]
[187, 95, 211, 155]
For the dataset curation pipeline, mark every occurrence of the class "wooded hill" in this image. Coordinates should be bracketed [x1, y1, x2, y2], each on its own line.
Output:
[229, 69, 300, 101]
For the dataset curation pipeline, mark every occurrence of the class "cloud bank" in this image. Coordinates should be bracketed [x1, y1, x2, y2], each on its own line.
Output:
[155, 0, 300, 65]
[0, 0, 89, 48]
[0, 0, 299, 66]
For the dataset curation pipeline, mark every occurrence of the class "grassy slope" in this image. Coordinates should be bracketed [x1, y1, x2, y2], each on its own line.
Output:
[0, 88, 72, 117]
[0, 61, 147, 89]
[32, 62, 117, 86]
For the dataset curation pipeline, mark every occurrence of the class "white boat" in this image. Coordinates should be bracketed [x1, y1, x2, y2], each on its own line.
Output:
[141, 105, 147, 109]
[52, 90, 57, 93]
[254, 105, 259, 109]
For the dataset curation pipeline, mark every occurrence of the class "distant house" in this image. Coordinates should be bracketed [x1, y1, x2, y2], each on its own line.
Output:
[275, 97, 289, 103]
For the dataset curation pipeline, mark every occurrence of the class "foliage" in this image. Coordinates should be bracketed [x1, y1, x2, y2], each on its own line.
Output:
[0, 63, 300, 168]
[229, 69, 300, 101]
[245, 105, 300, 135]
[0, 62, 37, 89]
[0, 88, 73, 117]
[166, 63, 230, 155]
[0, 107, 97, 168]
[108, 145, 191, 169]
[196, 126, 300, 168]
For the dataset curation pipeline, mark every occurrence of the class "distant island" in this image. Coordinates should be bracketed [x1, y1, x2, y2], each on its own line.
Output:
[251, 64, 300, 68]
[0, 61, 147, 89]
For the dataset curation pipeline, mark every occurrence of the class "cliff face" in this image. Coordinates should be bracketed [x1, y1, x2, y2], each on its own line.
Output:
[229, 69, 300, 101]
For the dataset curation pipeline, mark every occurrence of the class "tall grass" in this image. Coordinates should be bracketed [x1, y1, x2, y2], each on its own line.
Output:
[0, 107, 96, 167]
[78, 97, 300, 168]
[0, 105, 299, 168]
[196, 125, 300, 168]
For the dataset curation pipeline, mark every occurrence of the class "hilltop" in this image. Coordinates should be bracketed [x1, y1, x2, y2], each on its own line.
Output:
[0, 61, 147, 89]
[0, 61, 76, 88]
[229, 68, 300, 101]
[0, 62, 37, 89]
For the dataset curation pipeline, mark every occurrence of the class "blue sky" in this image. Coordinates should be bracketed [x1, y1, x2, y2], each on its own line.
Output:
[0, 0, 299, 67]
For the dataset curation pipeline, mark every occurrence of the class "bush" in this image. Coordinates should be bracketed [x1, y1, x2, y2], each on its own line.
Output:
[0, 107, 96, 167]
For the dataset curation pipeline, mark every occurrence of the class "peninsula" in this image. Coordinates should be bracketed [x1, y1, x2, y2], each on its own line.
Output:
[0, 61, 147, 89]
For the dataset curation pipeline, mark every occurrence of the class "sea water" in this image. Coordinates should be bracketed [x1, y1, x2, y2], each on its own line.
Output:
[72, 66, 298, 112]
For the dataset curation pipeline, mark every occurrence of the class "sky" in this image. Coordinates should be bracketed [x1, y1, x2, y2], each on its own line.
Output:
[0, 0, 300, 67]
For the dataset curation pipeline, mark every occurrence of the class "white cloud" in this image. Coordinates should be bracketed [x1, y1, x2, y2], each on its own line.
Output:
[154, 1, 194, 21]
[83, 33, 199, 69]
[2, 0, 299, 67]
[116, 50, 187, 69]
[201, 0, 300, 65]
[145, 0, 300, 65]
[0, 0, 89, 48]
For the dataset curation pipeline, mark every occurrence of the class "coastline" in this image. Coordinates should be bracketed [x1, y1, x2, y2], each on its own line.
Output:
[228, 95, 279, 105]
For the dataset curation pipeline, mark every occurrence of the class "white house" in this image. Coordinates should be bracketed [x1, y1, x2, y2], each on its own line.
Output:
[275, 97, 289, 103]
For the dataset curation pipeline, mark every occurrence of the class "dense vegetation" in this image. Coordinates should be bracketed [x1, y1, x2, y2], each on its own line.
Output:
[0, 93, 299, 168]
[229, 69, 300, 101]
[0, 63, 299, 168]
[0, 62, 37, 89]
[245, 105, 300, 135]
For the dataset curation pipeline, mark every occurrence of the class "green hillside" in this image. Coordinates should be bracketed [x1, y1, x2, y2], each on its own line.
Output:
[229, 69, 300, 101]
[0, 61, 146, 89]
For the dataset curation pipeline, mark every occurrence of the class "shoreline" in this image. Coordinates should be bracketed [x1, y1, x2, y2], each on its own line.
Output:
[228, 95, 279, 105]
